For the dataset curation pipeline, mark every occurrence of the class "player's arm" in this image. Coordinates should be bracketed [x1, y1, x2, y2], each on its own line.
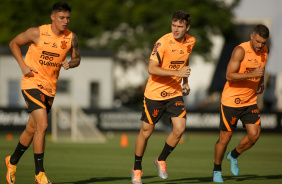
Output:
[256, 76, 265, 95]
[148, 59, 191, 77]
[256, 47, 269, 94]
[182, 59, 190, 96]
[9, 27, 39, 77]
[62, 33, 81, 70]
[226, 46, 264, 81]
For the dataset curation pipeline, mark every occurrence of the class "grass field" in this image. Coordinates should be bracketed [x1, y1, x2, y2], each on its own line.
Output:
[0, 132, 282, 184]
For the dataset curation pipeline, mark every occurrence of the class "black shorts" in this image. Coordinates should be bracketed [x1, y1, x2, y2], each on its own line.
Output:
[141, 96, 186, 125]
[22, 89, 54, 114]
[220, 104, 261, 131]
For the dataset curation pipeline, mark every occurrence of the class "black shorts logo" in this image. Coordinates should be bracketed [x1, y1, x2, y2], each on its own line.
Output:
[230, 117, 237, 125]
[175, 101, 184, 106]
[235, 98, 241, 104]
[40, 94, 45, 102]
[252, 109, 259, 113]
[152, 109, 159, 117]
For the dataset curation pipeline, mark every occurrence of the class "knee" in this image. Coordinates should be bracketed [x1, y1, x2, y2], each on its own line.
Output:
[140, 128, 153, 139]
[248, 132, 260, 144]
[36, 122, 48, 133]
[25, 123, 36, 136]
[25, 128, 35, 137]
[218, 133, 232, 146]
[173, 125, 185, 138]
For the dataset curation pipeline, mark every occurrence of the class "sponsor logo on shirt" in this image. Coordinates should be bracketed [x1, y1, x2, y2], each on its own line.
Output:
[161, 91, 178, 97]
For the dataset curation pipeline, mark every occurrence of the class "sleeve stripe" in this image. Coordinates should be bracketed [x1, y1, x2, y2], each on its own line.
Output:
[156, 52, 161, 64]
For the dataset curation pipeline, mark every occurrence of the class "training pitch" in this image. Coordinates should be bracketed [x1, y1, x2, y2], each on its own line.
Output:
[0, 132, 281, 184]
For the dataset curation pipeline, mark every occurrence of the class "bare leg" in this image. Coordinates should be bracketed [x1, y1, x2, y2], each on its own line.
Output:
[19, 115, 36, 147]
[135, 121, 155, 156]
[214, 131, 233, 165]
[31, 109, 48, 154]
[9, 114, 37, 165]
[165, 117, 186, 147]
[235, 124, 260, 154]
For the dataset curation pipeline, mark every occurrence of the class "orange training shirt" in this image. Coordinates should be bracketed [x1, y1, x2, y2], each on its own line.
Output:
[221, 41, 268, 107]
[21, 24, 73, 97]
[144, 33, 196, 100]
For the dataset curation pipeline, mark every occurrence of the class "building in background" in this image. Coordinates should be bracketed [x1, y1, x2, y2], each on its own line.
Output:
[0, 48, 114, 109]
[1, 0, 282, 112]
[195, 0, 282, 111]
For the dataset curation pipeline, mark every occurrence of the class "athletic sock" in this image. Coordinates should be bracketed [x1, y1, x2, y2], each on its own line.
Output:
[10, 142, 29, 165]
[133, 155, 143, 170]
[34, 153, 45, 175]
[231, 148, 240, 158]
[158, 142, 175, 161]
[213, 163, 222, 171]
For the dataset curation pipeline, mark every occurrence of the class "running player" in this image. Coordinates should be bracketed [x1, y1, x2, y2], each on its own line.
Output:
[131, 10, 195, 184]
[5, 2, 80, 184]
[212, 24, 269, 183]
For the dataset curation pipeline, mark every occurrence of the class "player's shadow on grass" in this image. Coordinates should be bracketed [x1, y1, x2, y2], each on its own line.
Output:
[147, 174, 282, 183]
[224, 174, 282, 182]
[53, 176, 155, 184]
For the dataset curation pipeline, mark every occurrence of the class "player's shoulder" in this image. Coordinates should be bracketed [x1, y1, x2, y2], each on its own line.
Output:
[264, 45, 269, 54]
[232, 45, 245, 55]
[24, 27, 40, 40]
[231, 45, 245, 61]
[157, 33, 173, 43]
[64, 28, 73, 36]
[38, 24, 50, 31]
[185, 34, 196, 43]
[238, 41, 250, 51]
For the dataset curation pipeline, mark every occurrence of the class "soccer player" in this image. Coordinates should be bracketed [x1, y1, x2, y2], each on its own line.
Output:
[131, 10, 195, 184]
[212, 24, 269, 183]
[5, 2, 80, 184]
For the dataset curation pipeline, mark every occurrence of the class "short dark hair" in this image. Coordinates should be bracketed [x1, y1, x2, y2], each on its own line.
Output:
[52, 2, 71, 13]
[172, 10, 191, 26]
[253, 24, 269, 39]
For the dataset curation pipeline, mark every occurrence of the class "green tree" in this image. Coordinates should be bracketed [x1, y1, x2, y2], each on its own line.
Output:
[0, 0, 240, 107]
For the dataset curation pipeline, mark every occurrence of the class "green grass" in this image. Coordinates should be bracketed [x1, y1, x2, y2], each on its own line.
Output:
[0, 132, 282, 184]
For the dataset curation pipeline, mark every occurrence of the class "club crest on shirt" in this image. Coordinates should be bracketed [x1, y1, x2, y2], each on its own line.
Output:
[187, 45, 192, 53]
[61, 41, 68, 49]
[260, 53, 266, 62]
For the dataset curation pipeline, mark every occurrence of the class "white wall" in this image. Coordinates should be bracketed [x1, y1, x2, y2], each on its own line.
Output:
[0, 55, 114, 109]
[0, 55, 24, 106]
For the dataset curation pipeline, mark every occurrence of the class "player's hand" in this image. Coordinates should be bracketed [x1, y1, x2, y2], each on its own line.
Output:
[252, 65, 264, 78]
[256, 83, 265, 95]
[176, 66, 191, 78]
[22, 65, 37, 77]
[61, 60, 70, 70]
[182, 83, 190, 96]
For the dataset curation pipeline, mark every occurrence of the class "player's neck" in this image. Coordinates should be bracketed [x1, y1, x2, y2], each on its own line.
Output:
[51, 24, 65, 36]
[175, 36, 186, 43]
